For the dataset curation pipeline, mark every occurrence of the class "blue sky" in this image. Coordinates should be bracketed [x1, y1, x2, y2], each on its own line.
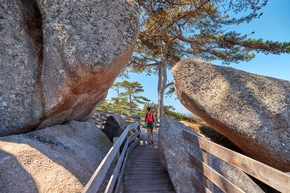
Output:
[107, 0, 290, 115]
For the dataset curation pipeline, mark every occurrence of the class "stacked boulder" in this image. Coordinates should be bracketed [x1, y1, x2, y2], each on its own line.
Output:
[172, 58, 290, 171]
[0, 0, 139, 192]
[0, 0, 139, 136]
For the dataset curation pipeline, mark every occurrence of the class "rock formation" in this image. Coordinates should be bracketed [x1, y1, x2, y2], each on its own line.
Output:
[172, 58, 290, 171]
[158, 117, 264, 193]
[0, 0, 139, 136]
[103, 114, 129, 142]
[0, 121, 112, 193]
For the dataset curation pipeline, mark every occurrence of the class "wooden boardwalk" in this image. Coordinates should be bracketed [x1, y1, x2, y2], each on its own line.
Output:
[122, 144, 175, 193]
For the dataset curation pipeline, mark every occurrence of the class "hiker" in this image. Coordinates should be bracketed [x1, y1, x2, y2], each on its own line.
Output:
[145, 107, 155, 145]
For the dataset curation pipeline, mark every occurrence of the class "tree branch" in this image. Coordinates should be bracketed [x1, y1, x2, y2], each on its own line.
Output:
[164, 82, 174, 91]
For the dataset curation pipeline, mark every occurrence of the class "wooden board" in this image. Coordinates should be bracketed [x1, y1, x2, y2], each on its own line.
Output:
[82, 122, 141, 193]
[183, 130, 290, 193]
[123, 145, 175, 193]
[190, 155, 244, 193]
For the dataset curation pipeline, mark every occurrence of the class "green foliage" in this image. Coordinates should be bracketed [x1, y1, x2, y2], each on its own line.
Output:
[132, 0, 289, 68]
[165, 86, 175, 98]
[111, 96, 129, 114]
[118, 80, 150, 114]
[140, 102, 159, 116]
[98, 80, 150, 115]
[128, 0, 290, 116]
[97, 100, 114, 112]
[140, 102, 191, 121]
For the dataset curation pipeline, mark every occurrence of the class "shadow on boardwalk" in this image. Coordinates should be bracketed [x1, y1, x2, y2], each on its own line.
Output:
[122, 128, 175, 193]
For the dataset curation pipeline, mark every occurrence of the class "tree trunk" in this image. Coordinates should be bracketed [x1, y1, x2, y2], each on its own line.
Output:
[158, 60, 167, 117]
[129, 93, 132, 114]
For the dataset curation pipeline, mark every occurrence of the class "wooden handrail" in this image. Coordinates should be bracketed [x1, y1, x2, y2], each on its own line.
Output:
[82, 121, 141, 193]
[93, 112, 141, 129]
[182, 130, 290, 193]
[93, 112, 161, 129]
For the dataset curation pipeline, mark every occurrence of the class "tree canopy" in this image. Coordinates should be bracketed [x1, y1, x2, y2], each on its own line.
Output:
[128, 0, 290, 116]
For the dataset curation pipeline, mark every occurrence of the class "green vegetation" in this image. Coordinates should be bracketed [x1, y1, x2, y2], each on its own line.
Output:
[98, 95, 190, 120]
[128, 0, 290, 117]
[99, 80, 150, 114]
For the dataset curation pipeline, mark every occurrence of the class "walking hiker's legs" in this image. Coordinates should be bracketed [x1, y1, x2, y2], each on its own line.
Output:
[150, 128, 154, 144]
[147, 128, 152, 145]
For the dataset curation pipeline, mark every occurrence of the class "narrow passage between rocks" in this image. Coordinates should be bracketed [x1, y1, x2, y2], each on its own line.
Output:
[122, 129, 175, 193]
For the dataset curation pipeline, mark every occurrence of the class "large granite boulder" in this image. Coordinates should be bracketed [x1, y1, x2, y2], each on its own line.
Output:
[159, 117, 264, 193]
[172, 58, 290, 171]
[0, 0, 139, 136]
[0, 121, 112, 193]
[103, 114, 129, 142]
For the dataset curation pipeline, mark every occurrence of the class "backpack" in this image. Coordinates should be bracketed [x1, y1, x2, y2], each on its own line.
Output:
[146, 112, 154, 125]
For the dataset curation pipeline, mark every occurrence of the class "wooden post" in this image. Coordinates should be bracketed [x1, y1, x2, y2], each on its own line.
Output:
[100, 113, 103, 129]
[113, 137, 120, 167]
[202, 137, 214, 192]
[137, 119, 141, 146]
[202, 150, 214, 191]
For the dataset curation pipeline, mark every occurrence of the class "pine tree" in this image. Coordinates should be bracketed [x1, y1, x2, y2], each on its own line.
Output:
[108, 80, 150, 114]
[120, 80, 150, 114]
[129, 0, 290, 116]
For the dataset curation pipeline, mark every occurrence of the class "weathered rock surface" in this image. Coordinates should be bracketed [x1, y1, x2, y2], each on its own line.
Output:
[172, 58, 290, 171]
[0, 1, 42, 136]
[103, 114, 129, 142]
[0, 121, 112, 193]
[159, 117, 264, 193]
[0, 0, 139, 136]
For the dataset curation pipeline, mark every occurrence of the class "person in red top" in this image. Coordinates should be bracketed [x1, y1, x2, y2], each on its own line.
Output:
[145, 107, 155, 145]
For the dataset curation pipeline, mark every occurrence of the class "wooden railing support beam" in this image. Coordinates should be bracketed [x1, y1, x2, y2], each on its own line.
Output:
[182, 130, 290, 193]
[82, 121, 141, 193]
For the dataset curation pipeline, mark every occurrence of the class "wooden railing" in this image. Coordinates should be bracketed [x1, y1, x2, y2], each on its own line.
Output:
[92, 111, 160, 129]
[82, 121, 141, 193]
[182, 130, 290, 193]
[92, 111, 141, 129]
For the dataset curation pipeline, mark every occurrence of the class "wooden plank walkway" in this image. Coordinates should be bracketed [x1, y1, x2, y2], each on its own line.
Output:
[122, 144, 175, 193]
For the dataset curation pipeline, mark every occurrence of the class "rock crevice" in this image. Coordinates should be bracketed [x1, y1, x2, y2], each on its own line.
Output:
[0, 0, 139, 136]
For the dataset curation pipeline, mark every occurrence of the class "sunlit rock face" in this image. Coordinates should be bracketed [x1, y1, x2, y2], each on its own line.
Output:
[172, 58, 290, 171]
[0, 0, 139, 136]
[0, 121, 112, 193]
